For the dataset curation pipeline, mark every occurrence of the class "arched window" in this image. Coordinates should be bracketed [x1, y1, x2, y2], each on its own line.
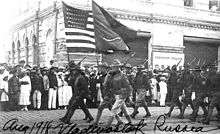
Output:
[45, 29, 54, 66]
[25, 37, 29, 63]
[22, 33, 26, 47]
[17, 40, 21, 63]
[32, 35, 36, 46]
[12, 42, 15, 64]
[32, 35, 37, 64]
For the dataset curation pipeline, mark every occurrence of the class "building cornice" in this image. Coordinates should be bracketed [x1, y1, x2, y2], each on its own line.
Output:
[12, 5, 56, 32]
[110, 10, 220, 31]
[12, 3, 220, 32]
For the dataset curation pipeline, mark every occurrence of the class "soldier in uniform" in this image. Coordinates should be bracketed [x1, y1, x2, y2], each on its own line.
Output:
[105, 59, 133, 127]
[189, 67, 209, 122]
[165, 65, 183, 117]
[130, 65, 151, 119]
[202, 68, 220, 124]
[178, 65, 195, 119]
[92, 63, 116, 126]
[59, 62, 93, 124]
[165, 77, 183, 117]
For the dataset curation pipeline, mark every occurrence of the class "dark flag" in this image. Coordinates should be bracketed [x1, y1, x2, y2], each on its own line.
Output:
[92, 1, 137, 52]
[62, 2, 96, 52]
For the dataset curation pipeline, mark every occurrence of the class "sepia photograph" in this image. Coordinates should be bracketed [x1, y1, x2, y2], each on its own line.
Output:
[0, 0, 220, 133]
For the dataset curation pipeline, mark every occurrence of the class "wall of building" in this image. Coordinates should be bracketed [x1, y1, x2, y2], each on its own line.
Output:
[9, 0, 220, 69]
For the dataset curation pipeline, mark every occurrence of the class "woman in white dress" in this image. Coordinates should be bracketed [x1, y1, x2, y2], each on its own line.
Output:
[159, 77, 167, 107]
[57, 71, 65, 109]
[0, 76, 9, 111]
[19, 70, 31, 111]
[150, 74, 158, 104]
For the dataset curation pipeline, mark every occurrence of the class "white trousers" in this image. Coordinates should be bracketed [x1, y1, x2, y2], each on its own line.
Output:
[48, 88, 57, 109]
[33, 90, 41, 109]
[58, 87, 65, 106]
[160, 93, 167, 106]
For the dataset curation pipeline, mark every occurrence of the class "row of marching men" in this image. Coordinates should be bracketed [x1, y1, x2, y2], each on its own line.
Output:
[59, 59, 173, 126]
[59, 59, 220, 126]
[165, 64, 220, 125]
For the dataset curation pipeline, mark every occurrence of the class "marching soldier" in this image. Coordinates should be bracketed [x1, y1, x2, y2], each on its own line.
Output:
[92, 63, 116, 125]
[178, 65, 195, 119]
[165, 77, 183, 117]
[105, 59, 133, 127]
[59, 62, 93, 124]
[189, 67, 209, 122]
[130, 65, 151, 119]
[202, 69, 220, 124]
[165, 65, 183, 117]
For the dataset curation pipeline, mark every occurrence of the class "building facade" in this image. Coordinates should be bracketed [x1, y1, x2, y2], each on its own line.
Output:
[9, 0, 220, 69]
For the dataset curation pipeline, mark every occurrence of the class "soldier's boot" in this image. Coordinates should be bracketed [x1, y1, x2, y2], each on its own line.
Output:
[165, 104, 175, 117]
[143, 106, 151, 118]
[60, 107, 75, 124]
[177, 104, 183, 117]
[92, 108, 104, 126]
[202, 105, 215, 125]
[130, 108, 139, 119]
[115, 115, 123, 126]
[178, 104, 187, 119]
[189, 111, 198, 122]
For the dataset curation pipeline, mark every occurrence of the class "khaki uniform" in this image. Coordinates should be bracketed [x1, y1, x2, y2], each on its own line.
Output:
[104, 70, 133, 126]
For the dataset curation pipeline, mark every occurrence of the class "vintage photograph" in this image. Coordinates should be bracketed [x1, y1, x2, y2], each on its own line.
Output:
[0, 0, 220, 133]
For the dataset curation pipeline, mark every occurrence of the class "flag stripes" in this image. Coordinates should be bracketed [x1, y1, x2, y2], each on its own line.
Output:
[62, 2, 96, 52]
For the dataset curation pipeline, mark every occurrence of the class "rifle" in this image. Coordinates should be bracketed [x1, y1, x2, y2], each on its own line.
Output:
[77, 56, 87, 66]
[143, 58, 149, 66]
[176, 58, 182, 67]
[188, 57, 196, 66]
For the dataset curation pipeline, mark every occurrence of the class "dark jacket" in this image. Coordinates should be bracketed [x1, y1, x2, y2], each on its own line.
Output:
[104, 70, 133, 98]
[48, 73, 58, 89]
[74, 74, 89, 98]
[8, 75, 20, 94]
[133, 71, 150, 90]
[31, 74, 44, 92]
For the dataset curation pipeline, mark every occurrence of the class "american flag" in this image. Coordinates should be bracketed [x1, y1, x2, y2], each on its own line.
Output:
[62, 2, 96, 52]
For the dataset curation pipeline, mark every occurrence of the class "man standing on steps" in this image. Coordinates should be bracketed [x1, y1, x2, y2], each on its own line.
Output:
[59, 63, 93, 124]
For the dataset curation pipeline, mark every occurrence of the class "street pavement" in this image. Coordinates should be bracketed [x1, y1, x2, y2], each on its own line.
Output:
[0, 107, 219, 134]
